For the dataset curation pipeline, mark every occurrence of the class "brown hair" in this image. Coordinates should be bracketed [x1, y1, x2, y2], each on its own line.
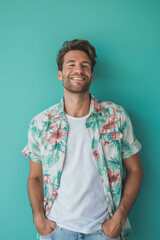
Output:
[56, 39, 97, 72]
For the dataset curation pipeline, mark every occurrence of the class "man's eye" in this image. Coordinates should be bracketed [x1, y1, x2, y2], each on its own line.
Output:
[69, 64, 75, 66]
[82, 65, 88, 68]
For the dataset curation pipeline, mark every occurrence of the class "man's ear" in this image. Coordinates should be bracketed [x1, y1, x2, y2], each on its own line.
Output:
[58, 70, 62, 81]
[91, 72, 94, 82]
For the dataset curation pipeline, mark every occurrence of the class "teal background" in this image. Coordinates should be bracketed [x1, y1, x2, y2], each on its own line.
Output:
[0, 0, 159, 239]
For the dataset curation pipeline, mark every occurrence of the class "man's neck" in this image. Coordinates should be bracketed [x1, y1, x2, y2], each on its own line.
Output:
[63, 90, 91, 118]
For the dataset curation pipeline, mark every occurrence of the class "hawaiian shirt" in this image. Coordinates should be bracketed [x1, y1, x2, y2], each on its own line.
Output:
[22, 93, 142, 240]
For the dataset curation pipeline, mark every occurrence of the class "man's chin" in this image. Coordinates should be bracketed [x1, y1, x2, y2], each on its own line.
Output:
[64, 87, 89, 94]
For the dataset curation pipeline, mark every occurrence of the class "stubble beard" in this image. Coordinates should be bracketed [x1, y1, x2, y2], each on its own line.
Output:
[62, 75, 92, 94]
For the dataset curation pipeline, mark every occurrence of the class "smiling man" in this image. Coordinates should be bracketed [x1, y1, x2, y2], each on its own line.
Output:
[22, 39, 143, 240]
[59, 50, 93, 94]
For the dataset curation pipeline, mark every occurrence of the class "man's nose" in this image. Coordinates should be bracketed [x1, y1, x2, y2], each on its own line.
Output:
[74, 65, 84, 73]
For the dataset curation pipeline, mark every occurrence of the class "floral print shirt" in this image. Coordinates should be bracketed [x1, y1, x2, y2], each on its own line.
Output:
[22, 94, 142, 240]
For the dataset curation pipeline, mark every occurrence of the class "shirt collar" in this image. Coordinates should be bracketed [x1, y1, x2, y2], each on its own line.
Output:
[56, 93, 101, 121]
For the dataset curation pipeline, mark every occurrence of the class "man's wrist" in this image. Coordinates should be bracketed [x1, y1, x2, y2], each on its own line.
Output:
[113, 206, 128, 228]
[33, 211, 45, 223]
[33, 208, 45, 217]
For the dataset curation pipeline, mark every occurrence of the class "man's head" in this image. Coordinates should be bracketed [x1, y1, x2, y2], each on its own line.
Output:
[56, 39, 97, 72]
[57, 39, 97, 94]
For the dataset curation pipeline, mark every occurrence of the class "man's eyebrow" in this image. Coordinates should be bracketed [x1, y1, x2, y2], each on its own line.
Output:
[66, 60, 75, 64]
[66, 60, 90, 65]
[82, 61, 90, 65]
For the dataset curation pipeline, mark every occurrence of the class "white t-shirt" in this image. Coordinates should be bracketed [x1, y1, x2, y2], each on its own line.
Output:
[47, 112, 110, 233]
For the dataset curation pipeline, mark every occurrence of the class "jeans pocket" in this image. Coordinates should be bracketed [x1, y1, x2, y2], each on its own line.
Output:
[101, 229, 120, 240]
[40, 225, 58, 239]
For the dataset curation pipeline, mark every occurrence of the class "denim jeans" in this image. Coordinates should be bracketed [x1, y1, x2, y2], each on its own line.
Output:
[39, 226, 120, 240]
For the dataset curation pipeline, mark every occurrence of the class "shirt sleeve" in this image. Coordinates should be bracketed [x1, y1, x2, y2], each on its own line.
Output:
[119, 106, 142, 160]
[22, 117, 42, 163]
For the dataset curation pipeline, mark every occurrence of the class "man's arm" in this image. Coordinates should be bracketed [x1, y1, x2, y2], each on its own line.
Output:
[28, 160, 57, 236]
[102, 152, 143, 238]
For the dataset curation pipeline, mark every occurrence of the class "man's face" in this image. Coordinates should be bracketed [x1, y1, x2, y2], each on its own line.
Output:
[58, 50, 94, 94]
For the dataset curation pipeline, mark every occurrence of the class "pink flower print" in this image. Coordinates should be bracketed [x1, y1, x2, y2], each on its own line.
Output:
[94, 104, 99, 111]
[107, 170, 120, 187]
[118, 118, 121, 123]
[111, 107, 116, 119]
[49, 122, 58, 129]
[107, 111, 111, 117]
[47, 113, 54, 121]
[42, 126, 67, 146]
[43, 175, 47, 182]
[52, 188, 58, 199]
[22, 147, 29, 158]
[104, 141, 111, 147]
[51, 127, 67, 144]
[92, 148, 99, 161]
[106, 118, 116, 130]
[38, 143, 41, 148]
[100, 120, 116, 135]
[45, 113, 53, 121]
[43, 175, 51, 185]
[54, 116, 61, 121]
[42, 131, 56, 145]
[95, 104, 104, 112]
[92, 97, 99, 106]
[111, 132, 123, 140]
[117, 106, 122, 111]
[46, 178, 51, 185]
[23, 151, 29, 158]
[92, 98, 105, 112]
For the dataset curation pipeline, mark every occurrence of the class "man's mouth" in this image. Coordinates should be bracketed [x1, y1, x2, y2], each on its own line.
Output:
[70, 77, 86, 81]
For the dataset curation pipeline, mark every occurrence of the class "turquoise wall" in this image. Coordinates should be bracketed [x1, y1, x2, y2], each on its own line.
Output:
[0, 0, 159, 239]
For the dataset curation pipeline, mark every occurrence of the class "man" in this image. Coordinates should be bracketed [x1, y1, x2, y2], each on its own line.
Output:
[22, 39, 143, 240]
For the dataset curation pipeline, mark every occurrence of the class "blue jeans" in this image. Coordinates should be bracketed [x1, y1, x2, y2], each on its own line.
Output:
[40, 226, 120, 240]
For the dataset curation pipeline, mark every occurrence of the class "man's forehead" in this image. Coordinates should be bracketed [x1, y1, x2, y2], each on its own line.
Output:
[63, 50, 91, 64]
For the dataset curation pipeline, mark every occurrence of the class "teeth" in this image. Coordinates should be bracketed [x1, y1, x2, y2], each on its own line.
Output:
[71, 78, 84, 80]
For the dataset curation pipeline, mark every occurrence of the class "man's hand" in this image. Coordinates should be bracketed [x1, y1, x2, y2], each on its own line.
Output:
[34, 213, 57, 236]
[102, 214, 123, 239]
